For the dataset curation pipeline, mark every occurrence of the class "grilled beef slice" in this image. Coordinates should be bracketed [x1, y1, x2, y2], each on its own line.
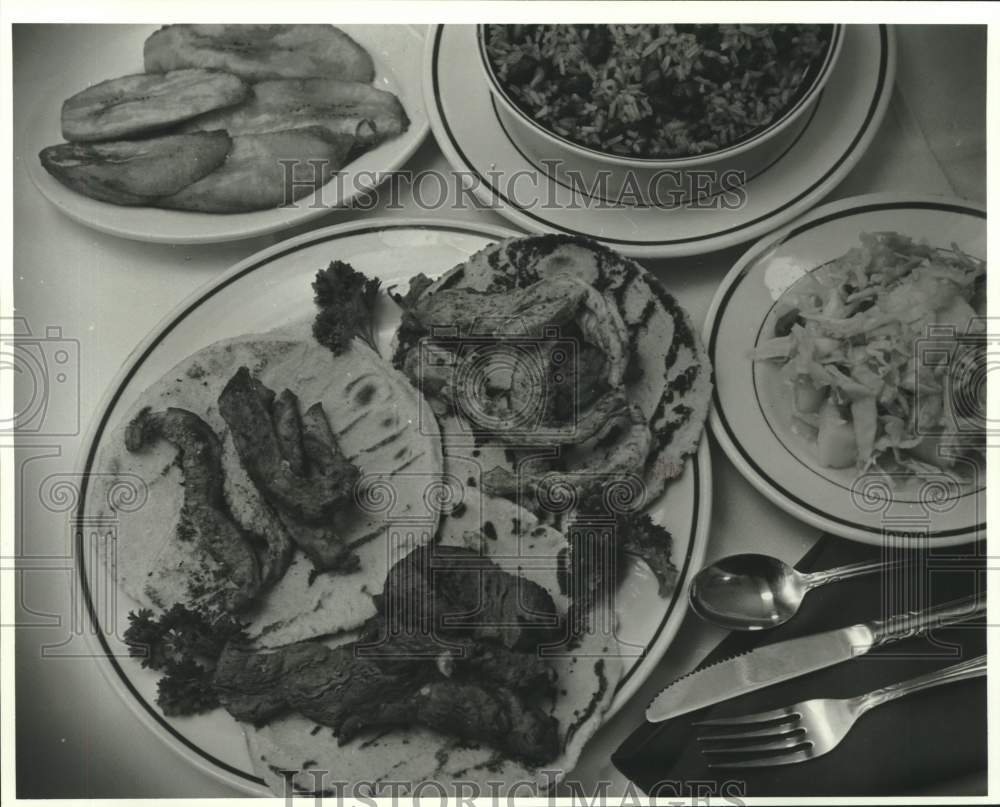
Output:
[375, 545, 563, 651]
[399, 275, 590, 340]
[212, 546, 563, 764]
[214, 637, 559, 764]
[125, 406, 272, 611]
[218, 367, 360, 570]
[343, 679, 559, 763]
[219, 367, 358, 523]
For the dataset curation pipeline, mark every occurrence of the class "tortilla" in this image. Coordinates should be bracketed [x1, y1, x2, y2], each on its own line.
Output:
[89, 317, 443, 646]
[408, 234, 712, 504]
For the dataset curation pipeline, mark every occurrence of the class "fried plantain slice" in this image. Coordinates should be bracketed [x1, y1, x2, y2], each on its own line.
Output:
[38, 130, 232, 206]
[144, 24, 374, 83]
[181, 78, 408, 145]
[61, 69, 249, 142]
[157, 126, 355, 213]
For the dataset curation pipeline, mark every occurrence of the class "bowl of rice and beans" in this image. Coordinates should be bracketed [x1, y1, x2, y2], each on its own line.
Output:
[480, 24, 843, 206]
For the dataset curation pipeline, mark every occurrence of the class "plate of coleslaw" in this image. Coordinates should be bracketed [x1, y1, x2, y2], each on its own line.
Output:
[705, 193, 986, 546]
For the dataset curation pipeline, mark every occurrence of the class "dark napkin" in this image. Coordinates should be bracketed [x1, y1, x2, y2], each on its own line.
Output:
[612, 536, 987, 797]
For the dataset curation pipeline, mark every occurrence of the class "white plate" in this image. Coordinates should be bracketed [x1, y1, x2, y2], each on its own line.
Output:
[74, 218, 712, 794]
[25, 25, 429, 244]
[705, 193, 986, 546]
[425, 25, 895, 259]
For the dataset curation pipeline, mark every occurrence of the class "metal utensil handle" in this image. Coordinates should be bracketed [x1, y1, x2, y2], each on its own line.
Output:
[803, 559, 904, 590]
[857, 654, 987, 713]
[867, 592, 986, 646]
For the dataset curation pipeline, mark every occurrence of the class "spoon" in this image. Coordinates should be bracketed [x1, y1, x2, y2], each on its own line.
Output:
[689, 553, 901, 631]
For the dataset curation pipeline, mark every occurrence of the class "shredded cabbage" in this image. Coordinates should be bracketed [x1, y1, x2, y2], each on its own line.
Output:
[753, 232, 986, 478]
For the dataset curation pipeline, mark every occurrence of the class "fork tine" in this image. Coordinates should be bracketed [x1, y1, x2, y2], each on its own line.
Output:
[693, 707, 799, 728]
[705, 747, 816, 769]
[700, 734, 809, 754]
[698, 723, 804, 741]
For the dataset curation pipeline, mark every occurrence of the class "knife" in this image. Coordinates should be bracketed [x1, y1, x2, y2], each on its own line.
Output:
[646, 592, 986, 723]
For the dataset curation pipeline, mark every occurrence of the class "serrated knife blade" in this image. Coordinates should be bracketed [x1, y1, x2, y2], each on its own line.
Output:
[646, 623, 876, 722]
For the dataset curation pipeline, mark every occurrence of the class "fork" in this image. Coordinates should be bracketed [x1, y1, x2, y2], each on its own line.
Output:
[694, 654, 987, 767]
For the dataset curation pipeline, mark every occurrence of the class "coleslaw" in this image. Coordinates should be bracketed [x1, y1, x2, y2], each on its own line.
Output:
[753, 231, 986, 478]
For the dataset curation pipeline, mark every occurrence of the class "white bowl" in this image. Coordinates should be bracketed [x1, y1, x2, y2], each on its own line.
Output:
[478, 24, 844, 206]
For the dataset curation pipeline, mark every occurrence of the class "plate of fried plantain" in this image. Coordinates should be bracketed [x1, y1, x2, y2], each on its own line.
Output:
[26, 24, 429, 243]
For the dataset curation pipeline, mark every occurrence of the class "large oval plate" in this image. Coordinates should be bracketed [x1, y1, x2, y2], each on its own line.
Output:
[74, 219, 712, 794]
[705, 193, 985, 546]
[25, 25, 429, 244]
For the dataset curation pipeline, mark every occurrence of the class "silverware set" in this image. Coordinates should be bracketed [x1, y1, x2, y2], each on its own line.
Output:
[646, 551, 987, 768]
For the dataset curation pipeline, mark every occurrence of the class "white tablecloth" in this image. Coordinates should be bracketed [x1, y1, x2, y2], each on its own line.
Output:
[10, 23, 985, 797]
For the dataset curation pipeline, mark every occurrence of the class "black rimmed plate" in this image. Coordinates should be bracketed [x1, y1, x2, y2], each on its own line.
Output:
[425, 25, 895, 259]
[704, 194, 986, 546]
[74, 219, 712, 793]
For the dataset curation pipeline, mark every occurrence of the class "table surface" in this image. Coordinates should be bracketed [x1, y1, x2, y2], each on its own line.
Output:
[10, 23, 986, 798]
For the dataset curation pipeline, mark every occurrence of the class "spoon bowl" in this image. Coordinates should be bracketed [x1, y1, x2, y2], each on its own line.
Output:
[689, 553, 893, 631]
[689, 553, 806, 631]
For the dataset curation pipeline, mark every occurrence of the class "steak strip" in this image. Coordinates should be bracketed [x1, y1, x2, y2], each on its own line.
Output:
[404, 275, 589, 339]
[125, 407, 263, 612]
[218, 368, 360, 570]
[213, 638, 560, 765]
[212, 546, 564, 765]
[375, 545, 563, 651]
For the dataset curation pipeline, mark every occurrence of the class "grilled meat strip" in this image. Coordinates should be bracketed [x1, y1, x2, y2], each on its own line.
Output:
[212, 546, 563, 764]
[375, 545, 563, 651]
[482, 402, 652, 503]
[214, 639, 404, 726]
[213, 638, 560, 764]
[125, 407, 267, 612]
[347, 679, 559, 763]
[218, 367, 360, 569]
[403, 275, 589, 338]
[350, 626, 557, 694]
